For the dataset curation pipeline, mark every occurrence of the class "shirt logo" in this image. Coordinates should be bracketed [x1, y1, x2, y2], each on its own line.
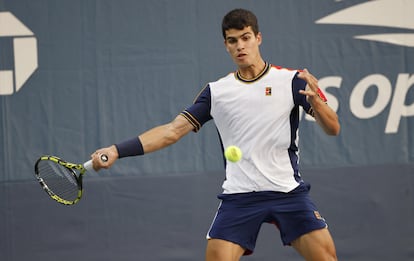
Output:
[265, 87, 272, 96]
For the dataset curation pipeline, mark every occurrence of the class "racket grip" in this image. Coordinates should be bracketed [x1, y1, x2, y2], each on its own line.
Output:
[84, 160, 93, 172]
[84, 154, 108, 172]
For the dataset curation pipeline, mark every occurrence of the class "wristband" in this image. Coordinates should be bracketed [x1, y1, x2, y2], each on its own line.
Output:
[115, 137, 144, 158]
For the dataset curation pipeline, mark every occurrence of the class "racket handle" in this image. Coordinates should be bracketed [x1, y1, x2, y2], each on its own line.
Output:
[84, 160, 93, 172]
[84, 154, 108, 172]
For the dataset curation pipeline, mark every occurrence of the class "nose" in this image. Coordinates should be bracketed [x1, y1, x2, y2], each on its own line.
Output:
[236, 39, 244, 51]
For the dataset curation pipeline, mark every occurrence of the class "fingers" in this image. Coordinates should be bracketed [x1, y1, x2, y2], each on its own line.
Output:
[299, 88, 316, 98]
[90, 152, 104, 171]
[298, 68, 318, 89]
[298, 68, 321, 101]
[91, 145, 118, 171]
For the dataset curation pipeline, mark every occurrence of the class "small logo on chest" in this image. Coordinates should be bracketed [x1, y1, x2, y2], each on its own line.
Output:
[265, 87, 272, 96]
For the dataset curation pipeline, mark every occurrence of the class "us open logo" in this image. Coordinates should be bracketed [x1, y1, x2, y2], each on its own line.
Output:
[0, 12, 38, 95]
[309, 0, 414, 134]
[316, 0, 414, 47]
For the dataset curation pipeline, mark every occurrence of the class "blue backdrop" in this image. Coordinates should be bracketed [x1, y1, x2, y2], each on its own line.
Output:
[1, 0, 413, 260]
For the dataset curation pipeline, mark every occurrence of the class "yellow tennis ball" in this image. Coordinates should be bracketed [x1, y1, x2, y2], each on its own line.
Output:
[224, 146, 242, 162]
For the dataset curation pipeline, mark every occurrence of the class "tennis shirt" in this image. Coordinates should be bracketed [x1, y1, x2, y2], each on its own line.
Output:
[181, 62, 325, 194]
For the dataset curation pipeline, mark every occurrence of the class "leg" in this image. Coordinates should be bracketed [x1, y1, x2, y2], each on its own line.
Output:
[205, 238, 245, 261]
[291, 227, 337, 261]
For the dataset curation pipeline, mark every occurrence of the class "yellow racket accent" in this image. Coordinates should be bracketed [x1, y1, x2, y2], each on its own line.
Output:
[35, 154, 106, 205]
[35, 155, 87, 205]
[40, 155, 86, 173]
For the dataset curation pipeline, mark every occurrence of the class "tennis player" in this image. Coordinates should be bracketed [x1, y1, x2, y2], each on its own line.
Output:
[92, 8, 340, 261]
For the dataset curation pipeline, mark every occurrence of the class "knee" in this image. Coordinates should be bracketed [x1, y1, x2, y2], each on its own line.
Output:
[325, 246, 338, 261]
[205, 239, 244, 261]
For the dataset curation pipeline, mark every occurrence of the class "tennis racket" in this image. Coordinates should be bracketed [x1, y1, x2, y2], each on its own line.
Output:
[34, 154, 108, 205]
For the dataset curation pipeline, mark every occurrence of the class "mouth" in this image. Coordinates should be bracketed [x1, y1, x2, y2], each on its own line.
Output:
[236, 53, 248, 61]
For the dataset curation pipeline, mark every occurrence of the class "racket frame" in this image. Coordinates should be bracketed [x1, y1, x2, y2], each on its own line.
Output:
[34, 155, 87, 205]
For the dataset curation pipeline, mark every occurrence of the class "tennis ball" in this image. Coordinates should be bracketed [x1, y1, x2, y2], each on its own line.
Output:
[224, 146, 242, 162]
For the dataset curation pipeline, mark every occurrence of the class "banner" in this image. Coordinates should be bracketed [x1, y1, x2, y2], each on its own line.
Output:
[0, 0, 413, 182]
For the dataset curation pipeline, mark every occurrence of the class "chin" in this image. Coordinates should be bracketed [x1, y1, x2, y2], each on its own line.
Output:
[239, 63, 254, 70]
[235, 60, 250, 68]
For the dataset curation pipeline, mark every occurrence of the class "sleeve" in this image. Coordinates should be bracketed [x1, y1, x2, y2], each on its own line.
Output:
[292, 72, 327, 117]
[180, 84, 213, 132]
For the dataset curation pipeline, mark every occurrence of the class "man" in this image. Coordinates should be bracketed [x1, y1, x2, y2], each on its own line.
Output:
[92, 8, 340, 261]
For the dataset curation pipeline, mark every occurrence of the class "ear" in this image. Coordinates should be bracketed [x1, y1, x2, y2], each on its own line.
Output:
[224, 40, 229, 52]
[257, 32, 262, 45]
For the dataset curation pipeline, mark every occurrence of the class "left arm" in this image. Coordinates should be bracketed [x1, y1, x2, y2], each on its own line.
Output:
[298, 69, 340, 136]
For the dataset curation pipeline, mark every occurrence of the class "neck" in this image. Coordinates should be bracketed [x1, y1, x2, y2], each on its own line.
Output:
[237, 59, 267, 80]
[237, 59, 266, 80]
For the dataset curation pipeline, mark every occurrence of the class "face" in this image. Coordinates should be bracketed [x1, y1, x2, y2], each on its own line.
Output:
[224, 26, 262, 68]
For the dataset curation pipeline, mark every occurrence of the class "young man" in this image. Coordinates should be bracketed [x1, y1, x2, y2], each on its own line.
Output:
[92, 8, 340, 261]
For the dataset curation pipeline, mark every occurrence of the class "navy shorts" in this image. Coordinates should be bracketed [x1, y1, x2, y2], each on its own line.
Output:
[206, 183, 327, 255]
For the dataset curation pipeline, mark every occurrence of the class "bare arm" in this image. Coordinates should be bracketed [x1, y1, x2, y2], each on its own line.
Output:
[92, 114, 194, 170]
[298, 69, 340, 136]
[139, 114, 195, 153]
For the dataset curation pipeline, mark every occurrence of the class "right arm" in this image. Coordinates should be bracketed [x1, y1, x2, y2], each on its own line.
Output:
[91, 114, 194, 170]
[140, 114, 195, 153]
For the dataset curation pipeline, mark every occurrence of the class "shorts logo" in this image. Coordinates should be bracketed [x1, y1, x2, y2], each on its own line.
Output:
[265, 87, 272, 96]
[314, 211, 324, 220]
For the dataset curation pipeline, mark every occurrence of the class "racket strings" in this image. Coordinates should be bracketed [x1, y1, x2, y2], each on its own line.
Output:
[37, 160, 80, 201]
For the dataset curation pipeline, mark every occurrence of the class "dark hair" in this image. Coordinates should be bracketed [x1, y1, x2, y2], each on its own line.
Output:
[221, 9, 259, 39]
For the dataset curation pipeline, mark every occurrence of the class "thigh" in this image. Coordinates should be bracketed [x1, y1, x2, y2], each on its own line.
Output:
[269, 190, 328, 245]
[205, 238, 245, 261]
[291, 228, 337, 261]
[207, 196, 267, 254]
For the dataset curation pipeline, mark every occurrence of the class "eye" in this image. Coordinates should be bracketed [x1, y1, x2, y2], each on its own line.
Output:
[227, 38, 237, 44]
[242, 35, 251, 41]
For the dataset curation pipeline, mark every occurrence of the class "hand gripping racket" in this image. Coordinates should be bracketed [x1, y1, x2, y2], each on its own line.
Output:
[34, 154, 108, 205]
